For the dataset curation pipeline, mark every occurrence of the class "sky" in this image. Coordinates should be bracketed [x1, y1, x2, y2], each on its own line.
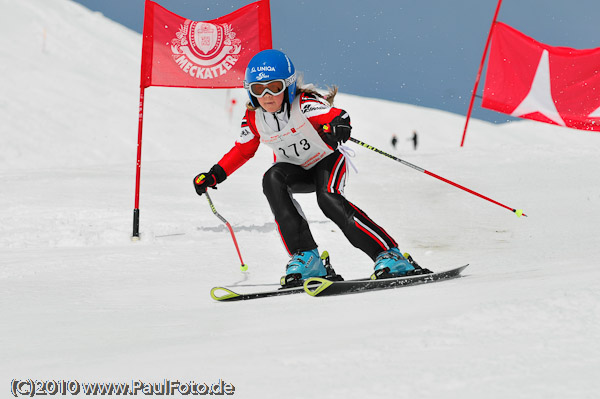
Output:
[71, 0, 600, 124]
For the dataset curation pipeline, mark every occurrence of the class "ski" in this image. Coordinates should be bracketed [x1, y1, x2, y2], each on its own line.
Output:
[211, 252, 468, 301]
[210, 282, 312, 302]
[210, 285, 302, 302]
[303, 264, 469, 297]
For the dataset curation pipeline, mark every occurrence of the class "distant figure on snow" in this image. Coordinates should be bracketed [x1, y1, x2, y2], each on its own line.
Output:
[409, 130, 418, 150]
[391, 134, 398, 149]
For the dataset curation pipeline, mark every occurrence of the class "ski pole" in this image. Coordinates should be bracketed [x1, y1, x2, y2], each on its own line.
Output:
[348, 137, 527, 217]
[204, 191, 249, 271]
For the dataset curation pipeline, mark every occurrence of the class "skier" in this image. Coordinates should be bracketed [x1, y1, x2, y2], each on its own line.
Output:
[409, 130, 418, 150]
[193, 49, 415, 286]
[391, 134, 398, 149]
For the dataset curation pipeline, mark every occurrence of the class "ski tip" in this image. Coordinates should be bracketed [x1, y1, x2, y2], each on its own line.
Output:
[303, 277, 332, 297]
[210, 287, 240, 301]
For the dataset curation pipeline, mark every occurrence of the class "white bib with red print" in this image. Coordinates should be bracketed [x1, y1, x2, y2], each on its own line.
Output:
[254, 97, 333, 169]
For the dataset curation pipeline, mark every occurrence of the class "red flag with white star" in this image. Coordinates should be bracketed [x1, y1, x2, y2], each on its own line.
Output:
[140, 0, 272, 89]
[482, 22, 600, 131]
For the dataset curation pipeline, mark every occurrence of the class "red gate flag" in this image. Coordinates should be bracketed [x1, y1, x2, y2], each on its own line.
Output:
[140, 0, 272, 89]
[133, 0, 271, 238]
[482, 22, 600, 131]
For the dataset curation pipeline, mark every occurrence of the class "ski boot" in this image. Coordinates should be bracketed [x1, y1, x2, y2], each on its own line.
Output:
[371, 247, 415, 280]
[280, 249, 343, 288]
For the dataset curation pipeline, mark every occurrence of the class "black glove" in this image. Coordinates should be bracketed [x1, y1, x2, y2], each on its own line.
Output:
[193, 164, 227, 196]
[323, 110, 351, 147]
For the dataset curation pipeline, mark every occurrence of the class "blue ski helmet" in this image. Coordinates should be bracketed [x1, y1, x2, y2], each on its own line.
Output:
[244, 49, 297, 108]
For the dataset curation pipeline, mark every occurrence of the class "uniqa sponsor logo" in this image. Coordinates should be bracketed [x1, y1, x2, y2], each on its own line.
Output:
[170, 20, 241, 79]
[250, 66, 276, 73]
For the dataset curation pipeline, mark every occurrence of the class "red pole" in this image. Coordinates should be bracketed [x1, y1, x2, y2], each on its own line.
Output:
[133, 0, 153, 239]
[460, 0, 503, 147]
[205, 191, 248, 271]
[349, 137, 526, 217]
[132, 86, 145, 239]
[423, 169, 524, 216]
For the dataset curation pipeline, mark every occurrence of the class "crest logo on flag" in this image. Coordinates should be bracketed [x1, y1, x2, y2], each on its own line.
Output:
[193, 23, 222, 56]
[171, 20, 242, 80]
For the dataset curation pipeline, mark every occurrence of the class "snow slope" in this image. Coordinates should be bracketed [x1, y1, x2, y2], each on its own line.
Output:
[1, 1, 599, 398]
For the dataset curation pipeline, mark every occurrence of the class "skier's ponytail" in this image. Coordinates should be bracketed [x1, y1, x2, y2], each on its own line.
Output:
[295, 75, 338, 105]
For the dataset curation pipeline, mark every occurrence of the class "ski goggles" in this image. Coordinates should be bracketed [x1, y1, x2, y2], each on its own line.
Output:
[244, 75, 296, 98]
[245, 79, 286, 98]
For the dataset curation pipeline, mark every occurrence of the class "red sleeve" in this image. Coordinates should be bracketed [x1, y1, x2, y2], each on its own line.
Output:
[217, 110, 261, 176]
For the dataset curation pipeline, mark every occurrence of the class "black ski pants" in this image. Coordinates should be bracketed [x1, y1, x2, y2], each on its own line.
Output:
[262, 151, 397, 260]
